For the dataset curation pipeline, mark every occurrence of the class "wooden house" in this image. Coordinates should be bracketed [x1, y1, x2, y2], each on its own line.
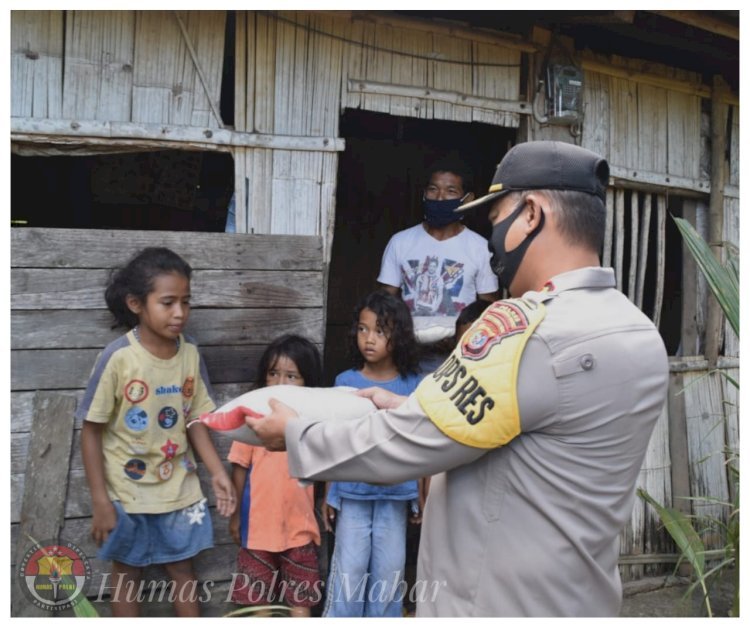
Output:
[10, 10, 739, 616]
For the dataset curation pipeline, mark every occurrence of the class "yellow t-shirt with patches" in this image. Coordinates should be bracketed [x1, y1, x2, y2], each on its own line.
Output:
[76, 331, 216, 514]
[415, 298, 546, 449]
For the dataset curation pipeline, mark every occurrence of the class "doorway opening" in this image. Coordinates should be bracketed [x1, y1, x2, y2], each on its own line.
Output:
[324, 109, 516, 383]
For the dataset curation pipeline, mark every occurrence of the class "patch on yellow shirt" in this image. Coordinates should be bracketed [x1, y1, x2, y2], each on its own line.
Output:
[415, 298, 546, 448]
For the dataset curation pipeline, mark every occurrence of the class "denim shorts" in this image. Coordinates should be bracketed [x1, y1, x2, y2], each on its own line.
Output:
[98, 499, 214, 567]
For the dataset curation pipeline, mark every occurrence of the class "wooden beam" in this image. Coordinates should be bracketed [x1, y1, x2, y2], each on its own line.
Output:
[11, 227, 323, 270]
[648, 10, 739, 40]
[347, 79, 531, 115]
[652, 194, 666, 329]
[312, 9, 538, 53]
[668, 356, 738, 372]
[609, 165, 710, 197]
[705, 75, 729, 366]
[554, 11, 636, 25]
[11, 118, 345, 152]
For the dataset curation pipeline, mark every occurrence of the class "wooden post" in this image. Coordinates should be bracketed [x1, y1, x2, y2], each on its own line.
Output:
[680, 200, 700, 356]
[666, 372, 692, 577]
[614, 188, 625, 290]
[705, 75, 729, 366]
[12, 393, 77, 617]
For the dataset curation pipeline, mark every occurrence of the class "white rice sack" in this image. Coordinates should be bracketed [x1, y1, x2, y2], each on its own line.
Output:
[195, 385, 377, 446]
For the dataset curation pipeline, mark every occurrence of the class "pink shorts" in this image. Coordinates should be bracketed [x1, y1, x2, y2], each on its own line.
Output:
[230, 543, 322, 608]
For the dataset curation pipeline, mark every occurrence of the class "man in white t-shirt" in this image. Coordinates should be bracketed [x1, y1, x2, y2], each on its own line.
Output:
[378, 162, 499, 372]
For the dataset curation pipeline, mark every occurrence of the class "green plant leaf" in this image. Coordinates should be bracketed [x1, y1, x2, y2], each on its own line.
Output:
[638, 489, 706, 575]
[673, 216, 739, 337]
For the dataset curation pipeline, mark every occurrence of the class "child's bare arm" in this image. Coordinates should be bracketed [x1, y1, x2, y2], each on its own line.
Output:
[229, 463, 246, 545]
[188, 422, 237, 517]
[81, 421, 117, 545]
[323, 482, 336, 532]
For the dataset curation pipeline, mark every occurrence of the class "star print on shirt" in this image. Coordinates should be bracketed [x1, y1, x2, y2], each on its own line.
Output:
[184, 498, 207, 525]
[160, 439, 179, 460]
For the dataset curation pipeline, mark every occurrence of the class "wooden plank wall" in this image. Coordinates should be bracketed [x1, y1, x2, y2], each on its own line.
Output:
[10, 228, 325, 614]
[582, 54, 702, 181]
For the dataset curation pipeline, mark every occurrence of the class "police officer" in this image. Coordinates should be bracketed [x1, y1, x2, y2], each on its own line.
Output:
[247, 141, 669, 616]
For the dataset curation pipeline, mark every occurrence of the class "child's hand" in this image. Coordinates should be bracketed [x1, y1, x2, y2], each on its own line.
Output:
[211, 471, 237, 517]
[229, 511, 241, 545]
[91, 499, 118, 546]
[323, 504, 336, 532]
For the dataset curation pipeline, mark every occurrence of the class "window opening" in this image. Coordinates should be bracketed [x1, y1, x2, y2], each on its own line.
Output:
[11, 150, 234, 232]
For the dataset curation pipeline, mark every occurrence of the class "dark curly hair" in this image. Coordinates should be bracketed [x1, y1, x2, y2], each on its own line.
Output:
[104, 247, 192, 329]
[348, 290, 420, 378]
[255, 334, 323, 388]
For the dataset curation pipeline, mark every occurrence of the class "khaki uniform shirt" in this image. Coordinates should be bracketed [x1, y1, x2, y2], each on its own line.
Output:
[286, 267, 669, 616]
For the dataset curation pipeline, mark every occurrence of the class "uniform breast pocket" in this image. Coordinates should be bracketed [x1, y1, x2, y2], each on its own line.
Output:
[552, 351, 596, 379]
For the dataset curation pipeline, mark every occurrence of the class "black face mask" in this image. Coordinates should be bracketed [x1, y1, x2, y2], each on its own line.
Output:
[423, 195, 467, 228]
[488, 200, 545, 291]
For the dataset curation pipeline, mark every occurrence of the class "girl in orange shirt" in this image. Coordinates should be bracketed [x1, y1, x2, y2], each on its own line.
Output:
[227, 335, 324, 616]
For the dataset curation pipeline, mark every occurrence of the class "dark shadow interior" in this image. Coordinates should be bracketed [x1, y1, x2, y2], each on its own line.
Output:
[11, 150, 234, 232]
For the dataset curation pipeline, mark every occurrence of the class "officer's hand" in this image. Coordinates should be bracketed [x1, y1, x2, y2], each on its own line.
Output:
[355, 387, 407, 410]
[246, 398, 297, 451]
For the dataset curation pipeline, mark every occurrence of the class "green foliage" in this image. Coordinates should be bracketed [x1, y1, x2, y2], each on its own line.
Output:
[672, 216, 739, 337]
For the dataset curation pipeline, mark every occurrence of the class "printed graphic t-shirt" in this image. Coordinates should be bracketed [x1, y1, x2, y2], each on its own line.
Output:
[76, 331, 216, 514]
[377, 224, 498, 330]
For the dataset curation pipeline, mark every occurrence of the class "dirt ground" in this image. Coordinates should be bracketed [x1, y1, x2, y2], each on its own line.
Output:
[619, 570, 737, 618]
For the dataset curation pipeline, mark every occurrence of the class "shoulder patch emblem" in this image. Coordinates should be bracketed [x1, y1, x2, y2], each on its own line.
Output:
[461, 301, 530, 361]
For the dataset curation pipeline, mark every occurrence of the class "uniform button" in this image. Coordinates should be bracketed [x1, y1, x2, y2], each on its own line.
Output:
[580, 354, 594, 370]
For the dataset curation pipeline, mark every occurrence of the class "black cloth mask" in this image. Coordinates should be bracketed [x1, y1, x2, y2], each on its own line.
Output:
[489, 201, 545, 291]
[423, 195, 467, 228]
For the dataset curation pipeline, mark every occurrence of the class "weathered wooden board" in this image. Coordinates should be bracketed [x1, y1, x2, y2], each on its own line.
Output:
[667, 90, 702, 179]
[10, 10, 64, 119]
[581, 69, 610, 158]
[11, 393, 77, 616]
[11, 268, 323, 310]
[10, 228, 323, 270]
[722, 196, 739, 357]
[11, 308, 325, 350]
[131, 11, 225, 127]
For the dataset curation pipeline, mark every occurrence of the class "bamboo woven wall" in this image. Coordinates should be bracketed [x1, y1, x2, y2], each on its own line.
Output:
[12, 10, 226, 127]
